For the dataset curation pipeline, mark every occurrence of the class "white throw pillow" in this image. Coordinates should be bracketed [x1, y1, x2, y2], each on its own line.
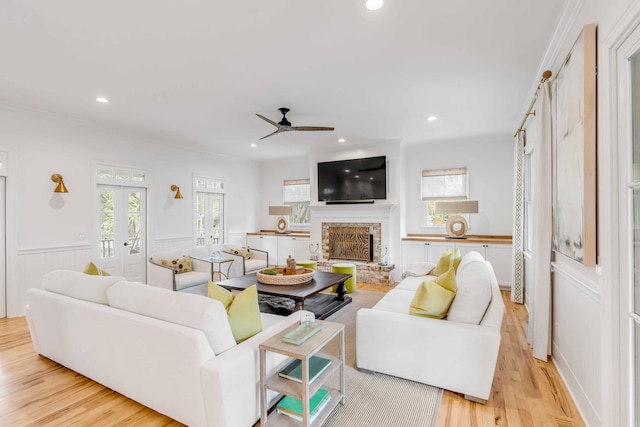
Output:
[447, 260, 492, 325]
[42, 270, 125, 304]
[107, 282, 237, 355]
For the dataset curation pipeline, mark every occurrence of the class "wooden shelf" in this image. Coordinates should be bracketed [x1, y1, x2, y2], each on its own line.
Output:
[265, 388, 343, 427]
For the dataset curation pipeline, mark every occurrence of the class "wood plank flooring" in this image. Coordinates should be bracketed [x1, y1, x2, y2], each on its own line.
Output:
[0, 286, 584, 426]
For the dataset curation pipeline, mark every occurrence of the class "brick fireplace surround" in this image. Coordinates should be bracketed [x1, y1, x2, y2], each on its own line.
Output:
[316, 221, 394, 286]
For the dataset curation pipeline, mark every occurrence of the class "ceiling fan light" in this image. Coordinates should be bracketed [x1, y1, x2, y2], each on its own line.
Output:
[366, 0, 383, 10]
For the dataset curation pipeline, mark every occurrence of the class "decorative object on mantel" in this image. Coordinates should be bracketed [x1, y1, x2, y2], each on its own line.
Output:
[51, 174, 69, 193]
[435, 200, 479, 239]
[256, 267, 315, 285]
[309, 243, 320, 260]
[269, 205, 293, 234]
[170, 184, 183, 199]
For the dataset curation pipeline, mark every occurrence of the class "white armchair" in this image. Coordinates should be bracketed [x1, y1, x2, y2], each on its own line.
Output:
[221, 244, 268, 278]
[147, 250, 212, 293]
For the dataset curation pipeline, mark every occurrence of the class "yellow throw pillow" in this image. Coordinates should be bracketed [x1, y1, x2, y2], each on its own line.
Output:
[230, 247, 252, 260]
[431, 250, 454, 276]
[436, 267, 457, 293]
[162, 256, 192, 274]
[452, 248, 462, 272]
[208, 282, 262, 343]
[83, 262, 111, 276]
[409, 279, 456, 319]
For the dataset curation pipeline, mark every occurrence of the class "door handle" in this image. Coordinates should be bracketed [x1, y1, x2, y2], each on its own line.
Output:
[124, 242, 128, 246]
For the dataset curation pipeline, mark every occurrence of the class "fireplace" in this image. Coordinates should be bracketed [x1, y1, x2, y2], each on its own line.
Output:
[322, 222, 381, 263]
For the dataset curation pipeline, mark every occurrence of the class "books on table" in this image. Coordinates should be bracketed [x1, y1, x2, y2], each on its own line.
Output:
[276, 388, 331, 422]
[278, 355, 332, 384]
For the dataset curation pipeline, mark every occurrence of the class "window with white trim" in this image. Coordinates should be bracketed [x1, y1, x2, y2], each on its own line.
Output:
[421, 167, 468, 227]
[283, 179, 310, 226]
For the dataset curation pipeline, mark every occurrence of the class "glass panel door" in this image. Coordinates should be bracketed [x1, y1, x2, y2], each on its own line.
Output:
[194, 192, 224, 258]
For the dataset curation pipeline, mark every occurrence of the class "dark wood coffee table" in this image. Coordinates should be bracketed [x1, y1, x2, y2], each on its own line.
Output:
[216, 270, 352, 319]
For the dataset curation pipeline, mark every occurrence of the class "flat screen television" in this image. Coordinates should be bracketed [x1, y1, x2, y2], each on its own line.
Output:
[317, 156, 387, 203]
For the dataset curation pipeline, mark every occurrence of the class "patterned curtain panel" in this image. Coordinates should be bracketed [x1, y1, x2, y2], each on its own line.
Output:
[511, 133, 525, 304]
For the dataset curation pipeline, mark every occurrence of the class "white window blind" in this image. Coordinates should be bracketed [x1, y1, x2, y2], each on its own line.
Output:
[283, 179, 310, 203]
[421, 167, 467, 201]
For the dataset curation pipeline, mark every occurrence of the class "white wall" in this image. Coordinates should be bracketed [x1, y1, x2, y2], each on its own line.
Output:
[401, 135, 514, 236]
[259, 157, 310, 231]
[0, 106, 260, 316]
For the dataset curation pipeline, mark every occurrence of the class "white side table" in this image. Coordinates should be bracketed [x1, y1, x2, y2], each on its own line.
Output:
[259, 320, 345, 426]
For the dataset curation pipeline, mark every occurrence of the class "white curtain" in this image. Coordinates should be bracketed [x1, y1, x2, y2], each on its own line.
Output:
[530, 81, 553, 361]
[511, 132, 525, 304]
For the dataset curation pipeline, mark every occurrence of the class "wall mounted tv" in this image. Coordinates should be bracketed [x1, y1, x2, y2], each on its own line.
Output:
[317, 156, 387, 203]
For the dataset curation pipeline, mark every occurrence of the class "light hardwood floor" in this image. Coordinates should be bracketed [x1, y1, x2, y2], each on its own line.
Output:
[0, 286, 584, 427]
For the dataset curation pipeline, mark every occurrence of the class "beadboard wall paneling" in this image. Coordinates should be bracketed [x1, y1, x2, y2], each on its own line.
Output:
[551, 263, 601, 427]
[16, 245, 93, 316]
[149, 237, 194, 255]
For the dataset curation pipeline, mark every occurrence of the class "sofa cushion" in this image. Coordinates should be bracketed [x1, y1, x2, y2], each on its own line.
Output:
[244, 258, 268, 272]
[447, 258, 492, 325]
[162, 255, 192, 273]
[107, 282, 236, 355]
[208, 282, 262, 343]
[395, 275, 437, 292]
[83, 262, 111, 276]
[456, 250, 485, 276]
[175, 271, 211, 291]
[150, 250, 182, 264]
[409, 279, 456, 319]
[42, 270, 125, 304]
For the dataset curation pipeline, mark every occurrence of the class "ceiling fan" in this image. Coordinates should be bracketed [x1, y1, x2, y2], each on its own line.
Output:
[256, 108, 334, 140]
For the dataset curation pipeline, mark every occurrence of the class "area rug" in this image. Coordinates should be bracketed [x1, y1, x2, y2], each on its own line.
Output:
[323, 366, 443, 427]
[319, 289, 443, 426]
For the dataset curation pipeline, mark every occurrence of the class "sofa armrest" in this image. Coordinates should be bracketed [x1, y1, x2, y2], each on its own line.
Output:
[200, 310, 305, 426]
[147, 260, 176, 291]
[356, 308, 501, 401]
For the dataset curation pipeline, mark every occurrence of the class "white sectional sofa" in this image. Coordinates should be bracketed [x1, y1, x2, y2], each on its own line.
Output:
[356, 251, 505, 403]
[25, 270, 308, 427]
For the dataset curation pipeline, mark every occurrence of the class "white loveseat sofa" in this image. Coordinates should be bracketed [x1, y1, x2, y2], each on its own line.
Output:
[25, 270, 308, 427]
[356, 251, 505, 403]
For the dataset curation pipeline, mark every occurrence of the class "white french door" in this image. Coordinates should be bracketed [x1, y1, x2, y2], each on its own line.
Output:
[98, 185, 146, 282]
[618, 24, 640, 427]
[193, 192, 224, 258]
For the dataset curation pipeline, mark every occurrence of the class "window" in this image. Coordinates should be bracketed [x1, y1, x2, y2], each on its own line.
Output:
[194, 176, 225, 257]
[283, 179, 310, 226]
[421, 167, 468, 227]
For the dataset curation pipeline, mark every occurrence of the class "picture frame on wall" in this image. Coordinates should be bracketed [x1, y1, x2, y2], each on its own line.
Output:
[551, 23, 597, 266]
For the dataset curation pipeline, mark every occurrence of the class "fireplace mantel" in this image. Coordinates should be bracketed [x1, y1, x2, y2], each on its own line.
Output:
[310, 203, 397, 214]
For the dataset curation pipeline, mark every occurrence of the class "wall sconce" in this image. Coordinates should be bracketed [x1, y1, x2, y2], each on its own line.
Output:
[269, 205, 292, 234]
[171, 185, 183, 199]
[51, 174, 69, 193]
[435, 200, 479, 239]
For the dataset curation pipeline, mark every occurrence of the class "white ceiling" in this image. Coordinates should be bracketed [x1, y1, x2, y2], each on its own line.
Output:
[0, 0, 567, 161]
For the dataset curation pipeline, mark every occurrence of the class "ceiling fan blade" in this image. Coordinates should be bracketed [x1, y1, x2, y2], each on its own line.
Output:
[256, 114, 279, 127]
[290, 126, 335, 131]
[259, 128, 287, 140]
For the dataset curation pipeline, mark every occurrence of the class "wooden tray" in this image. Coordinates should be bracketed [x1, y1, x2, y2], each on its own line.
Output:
[256, 268, 315, 285]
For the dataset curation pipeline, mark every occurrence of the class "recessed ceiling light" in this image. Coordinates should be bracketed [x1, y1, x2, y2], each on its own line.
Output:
[344, 169, 350, 173]
[366, 0, 383, 10]
[338, 138, 346, 143]
[427, 116, 437, 121]
[96, 97, 109, 103]
[250, 143, 257, 148]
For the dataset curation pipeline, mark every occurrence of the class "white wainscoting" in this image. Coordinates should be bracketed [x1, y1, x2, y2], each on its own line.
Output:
[14, 245, 93, 316]
[551, 262, 602, 427]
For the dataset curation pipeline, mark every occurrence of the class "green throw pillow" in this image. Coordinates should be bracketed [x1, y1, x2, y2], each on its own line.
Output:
[436, 267, 457, 293]
[83, 262, 111, 276]
[409, 279, 456, 319]
[431, 250, 454, 276]
[161, 256, 192, 274]
[452, 248, 462, 272]
[208, 281, 262, 343]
